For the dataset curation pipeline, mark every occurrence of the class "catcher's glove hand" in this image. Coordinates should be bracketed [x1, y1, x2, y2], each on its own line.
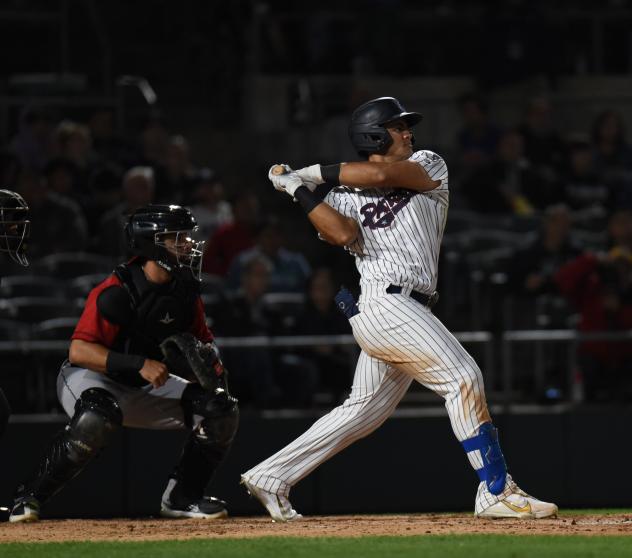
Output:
[160, 332, 228, 394]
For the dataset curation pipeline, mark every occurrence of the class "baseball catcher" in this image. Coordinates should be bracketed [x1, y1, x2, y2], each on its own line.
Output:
[8, 204, 238, 523]
[0, 189, 30, 439]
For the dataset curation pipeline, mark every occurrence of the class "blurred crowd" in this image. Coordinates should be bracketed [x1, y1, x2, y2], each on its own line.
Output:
[2, 92, 632, 410]
[450, 93, 632, 404]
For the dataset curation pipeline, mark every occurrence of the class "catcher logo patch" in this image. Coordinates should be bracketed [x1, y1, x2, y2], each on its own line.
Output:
[160, 312, 175, 325]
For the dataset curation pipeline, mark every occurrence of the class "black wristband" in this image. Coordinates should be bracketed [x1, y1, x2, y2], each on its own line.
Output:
[106, 351, 146, 377]
[294, 186, 322, 214]
[321, 163, 341, 186]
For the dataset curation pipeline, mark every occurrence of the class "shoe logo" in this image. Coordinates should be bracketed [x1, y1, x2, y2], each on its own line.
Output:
[160, 312, 175, 325]
[503, 500, 532, 514]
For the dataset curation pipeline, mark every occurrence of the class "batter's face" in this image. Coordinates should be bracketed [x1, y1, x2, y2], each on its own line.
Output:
[384, 120, 414, 160]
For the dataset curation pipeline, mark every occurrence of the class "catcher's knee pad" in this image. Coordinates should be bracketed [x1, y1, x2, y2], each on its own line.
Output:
[181, 384, 239, 450]
[461, 422, 507, 495]
[181, 383, 239, 442]
[197, 403, 239, 451]
[68, 388, 123, 460]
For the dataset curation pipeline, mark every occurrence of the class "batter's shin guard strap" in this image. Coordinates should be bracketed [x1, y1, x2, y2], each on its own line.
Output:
[461, 423, 507, 495]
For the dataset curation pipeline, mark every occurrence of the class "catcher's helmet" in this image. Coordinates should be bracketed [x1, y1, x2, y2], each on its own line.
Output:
[0, 189, 30, 267]
[348, 96, 423, 158]
[125, 204, 205, 281]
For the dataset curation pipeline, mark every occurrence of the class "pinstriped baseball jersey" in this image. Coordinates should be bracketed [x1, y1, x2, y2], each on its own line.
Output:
[325, 150, 449, 295]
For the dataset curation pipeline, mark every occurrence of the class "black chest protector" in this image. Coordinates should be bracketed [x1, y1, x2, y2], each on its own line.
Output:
[110, 260, 199, 362]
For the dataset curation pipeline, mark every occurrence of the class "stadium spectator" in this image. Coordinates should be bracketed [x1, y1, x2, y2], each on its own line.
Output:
[462, 130, 558, 214]
[16, 168, 88, 258]
[87, 108, 130, 165]
[84, 165, 123, 238]
[202, 191, 259, 276]
[97, 167, 155, 258]
[44, 157, 80, 201]
[212, 257, 283, 408]
[154, 135, 198, 204]
[10, 107, 54, 171]
[138, 118, 169, 168]
[591, 110, 632, 207]
[226, 219, 311, 293]
[518, 96, 565, 183]
[507, 205, 581, 297]
[455, 92, 501, 175]
[560, 137, 611, 220]
[186, 168, 233, 240]
[554, 210, 632, 402]
[555, 248, 632, 402]
[0, 150, 22, 189]
[293, 268, 353, 404]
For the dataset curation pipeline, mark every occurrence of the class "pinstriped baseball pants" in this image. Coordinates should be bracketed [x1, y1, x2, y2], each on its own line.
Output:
[243, 292, 493, 499]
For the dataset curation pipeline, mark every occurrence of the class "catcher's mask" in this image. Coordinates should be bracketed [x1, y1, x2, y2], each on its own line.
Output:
[125, 204, 205, 281]
[0, 189, 30, 267]
[348, 96, 423, 158]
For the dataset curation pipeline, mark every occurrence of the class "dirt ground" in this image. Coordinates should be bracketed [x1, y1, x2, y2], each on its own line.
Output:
[1, 514, 632, 542]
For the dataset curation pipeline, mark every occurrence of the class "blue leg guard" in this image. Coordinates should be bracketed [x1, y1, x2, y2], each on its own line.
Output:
[461, 423, 507, 495]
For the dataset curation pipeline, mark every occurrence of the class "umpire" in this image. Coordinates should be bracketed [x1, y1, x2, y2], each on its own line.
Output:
[9, 204, 239, 523]
[0, 189, 30, 439]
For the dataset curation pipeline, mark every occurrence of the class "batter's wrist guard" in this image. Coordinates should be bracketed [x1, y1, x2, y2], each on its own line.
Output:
[462, 422, 508, 495]
[295, 186, 323, 214]
[106, 352, 145, 378]
[320, 163, 341, 186]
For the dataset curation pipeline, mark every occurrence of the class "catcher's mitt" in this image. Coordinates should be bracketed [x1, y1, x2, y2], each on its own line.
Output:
[160, 332, 227, 393]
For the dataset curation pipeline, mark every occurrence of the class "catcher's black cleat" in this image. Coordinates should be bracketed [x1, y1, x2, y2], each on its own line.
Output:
[9, 496, 40, 523]
[160, 478, 228, 519]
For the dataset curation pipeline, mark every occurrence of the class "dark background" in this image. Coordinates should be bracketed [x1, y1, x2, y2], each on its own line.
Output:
[2, 0, 632, 514]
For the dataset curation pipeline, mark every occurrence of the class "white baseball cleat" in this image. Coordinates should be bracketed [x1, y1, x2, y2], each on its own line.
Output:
[475, 476, 558, 519]
[240, 475, 302, 522]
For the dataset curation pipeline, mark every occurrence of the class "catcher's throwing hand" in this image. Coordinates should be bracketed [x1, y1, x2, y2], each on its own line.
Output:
[139, 359, 169, 388]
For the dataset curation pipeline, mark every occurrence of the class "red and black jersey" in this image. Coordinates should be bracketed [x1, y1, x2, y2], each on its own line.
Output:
[72, 258, 213, 385]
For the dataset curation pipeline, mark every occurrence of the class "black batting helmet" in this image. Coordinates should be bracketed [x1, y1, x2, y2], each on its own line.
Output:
[125, 204, 205, 281]
[0, 189, 30, 267]
[348, 97, 423, 158]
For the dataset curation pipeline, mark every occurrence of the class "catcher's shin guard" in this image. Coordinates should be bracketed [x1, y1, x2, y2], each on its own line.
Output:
[15, 388, 122, 505]
[173, 384, 239, 498]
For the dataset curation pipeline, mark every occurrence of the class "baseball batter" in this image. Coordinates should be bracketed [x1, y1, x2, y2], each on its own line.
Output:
[0, 189, 30, 439]
[241, 97, 558, 520]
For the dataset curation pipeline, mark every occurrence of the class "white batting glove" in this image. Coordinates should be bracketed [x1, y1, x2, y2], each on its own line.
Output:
[268, 164, 293, 192]
[269, 171, 305, 198]
[294, 164, 324, 189]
